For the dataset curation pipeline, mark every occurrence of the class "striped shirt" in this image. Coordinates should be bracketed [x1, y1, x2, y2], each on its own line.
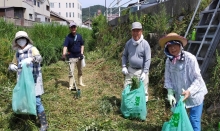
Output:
[164, 51, 208, 108]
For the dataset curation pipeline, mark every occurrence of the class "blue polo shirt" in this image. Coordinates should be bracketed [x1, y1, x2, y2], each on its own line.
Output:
[63, 33, 84, 58]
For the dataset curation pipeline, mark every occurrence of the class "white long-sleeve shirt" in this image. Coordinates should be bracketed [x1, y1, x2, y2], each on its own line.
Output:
[164, 51, 208, 108]
[122, 39, 151, 74]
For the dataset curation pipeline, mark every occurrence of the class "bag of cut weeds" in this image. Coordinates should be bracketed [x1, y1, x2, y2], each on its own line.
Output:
[120, 80, 146, 120]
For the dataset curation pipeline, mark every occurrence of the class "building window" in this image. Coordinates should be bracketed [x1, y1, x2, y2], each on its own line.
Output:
[46, 5, 49, 11]
[66, 12, 68, 17]
[78, 3, 79, 9]
[73, 12, 74, 17]
[37, 2, 40, 7]
[50, 3, 54, 8]
[34, 0, 36, 5]
[69, 3, 71, 8]
[59, 12, 61, 15]
[72, 3, 74, 8]
[66, 3, 68, 8]
[59, 3, 60, 8]
[78, 13, 79, 18]
[29, 14, 33, 19]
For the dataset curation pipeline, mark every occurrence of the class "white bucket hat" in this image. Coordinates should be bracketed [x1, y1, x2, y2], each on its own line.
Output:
[12, 31, 33, 50]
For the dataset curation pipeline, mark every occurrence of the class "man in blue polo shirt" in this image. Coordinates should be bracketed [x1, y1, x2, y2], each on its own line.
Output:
[62, 22, 86, 90]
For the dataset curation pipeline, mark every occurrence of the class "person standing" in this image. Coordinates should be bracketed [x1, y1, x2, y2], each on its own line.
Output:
[159, 33, 208, 131]
[62, 22, 86, 90]
[121, 22, 151, 103]
[8, 31, 48, 131]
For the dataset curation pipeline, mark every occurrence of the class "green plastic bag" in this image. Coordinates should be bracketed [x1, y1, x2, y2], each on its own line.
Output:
[120, 80, 146, 120]
[161, 96, 193, 131]
[12, 62, 36, 115]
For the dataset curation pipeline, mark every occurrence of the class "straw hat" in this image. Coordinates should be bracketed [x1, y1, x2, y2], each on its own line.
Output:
[159, 33, 187, 48]
[12, 31, 33, 50]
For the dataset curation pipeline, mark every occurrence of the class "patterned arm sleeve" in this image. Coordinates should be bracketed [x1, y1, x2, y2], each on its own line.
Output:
[32, 47, 42, 63]
[11, 53, 18, 65]
[187, 56, 203, 95]
[164, 58, 173, 89]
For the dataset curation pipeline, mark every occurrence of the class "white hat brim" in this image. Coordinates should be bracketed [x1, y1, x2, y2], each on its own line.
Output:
[12, 35, 33, 50]
[159, 35, 187, 48]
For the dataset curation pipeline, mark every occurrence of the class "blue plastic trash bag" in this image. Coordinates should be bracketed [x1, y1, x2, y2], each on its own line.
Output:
[12, 62, 36, 115]
[120, 80, 147, 120]
[161, 96, 193, 131]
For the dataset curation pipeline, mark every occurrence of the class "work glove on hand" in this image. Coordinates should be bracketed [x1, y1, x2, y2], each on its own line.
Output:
[79, 54, 84, 60]
[182, 88, 190, 101]
[8, 64, 18, 72]
[21, 58, 33, 66]
[140, 73, 146, 80]
[122, 67, 128, 75]
[167, 88, 176, 106]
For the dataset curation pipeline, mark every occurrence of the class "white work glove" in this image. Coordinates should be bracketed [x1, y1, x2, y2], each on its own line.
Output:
[9, 64, 18, 72]
[140, 73, 146, 80]
[167, 89, 176, 106]
[122, 67, 128, 75]
[21, 57, 33, 66]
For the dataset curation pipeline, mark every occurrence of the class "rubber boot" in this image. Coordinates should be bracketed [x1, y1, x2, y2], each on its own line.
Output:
[38, 111, 48, 131]
[78, 76, 86, 86]
[69, 76, 75, 90]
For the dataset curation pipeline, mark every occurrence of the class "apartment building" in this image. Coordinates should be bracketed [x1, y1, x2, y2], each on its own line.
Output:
[0, 0, 50, 23]
[49, 0, 82, 25]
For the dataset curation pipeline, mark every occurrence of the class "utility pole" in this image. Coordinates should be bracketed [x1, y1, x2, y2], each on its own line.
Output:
[105, 0, 106, 15]
[89, 6, 90, 28]
[117, 0, 120, 16]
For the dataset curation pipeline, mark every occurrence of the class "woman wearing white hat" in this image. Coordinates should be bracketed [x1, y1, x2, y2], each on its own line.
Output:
[8, 31, 48, 131]
[159, 33, 208, 131]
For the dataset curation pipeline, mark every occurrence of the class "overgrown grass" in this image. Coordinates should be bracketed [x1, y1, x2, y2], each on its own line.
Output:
[0, 0, 219, 130]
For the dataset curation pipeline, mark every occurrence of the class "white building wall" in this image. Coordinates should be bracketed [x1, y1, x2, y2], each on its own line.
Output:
[34, 0, 50, 22]
[22, 2, 35, 21]
[1, 0, 50, 22]
[49, 0, 82, 25]
[2, 0, 22, 7]
[34, 0, 50, 17]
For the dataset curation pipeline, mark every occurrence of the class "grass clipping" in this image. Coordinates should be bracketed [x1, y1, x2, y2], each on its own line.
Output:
[130, 77, 140, 91]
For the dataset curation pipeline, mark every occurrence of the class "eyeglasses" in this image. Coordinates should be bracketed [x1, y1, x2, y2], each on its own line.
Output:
[70, 26, 76, 29]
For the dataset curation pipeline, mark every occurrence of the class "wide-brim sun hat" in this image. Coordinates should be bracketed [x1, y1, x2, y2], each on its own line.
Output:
[159, 33, 187, 48]
[12, 31, 33, 50]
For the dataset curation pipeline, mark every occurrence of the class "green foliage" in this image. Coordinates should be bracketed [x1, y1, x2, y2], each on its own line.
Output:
[206, 50, 220, 103]
[98, 97, 114, 115]
[82, 5, 126, 21]
[131, 76, 140, 91]
[151, 5, 169, 36]
[28, 23, 67, 65]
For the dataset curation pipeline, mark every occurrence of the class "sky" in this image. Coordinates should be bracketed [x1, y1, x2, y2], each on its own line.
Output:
[79, 0, 134, 8]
